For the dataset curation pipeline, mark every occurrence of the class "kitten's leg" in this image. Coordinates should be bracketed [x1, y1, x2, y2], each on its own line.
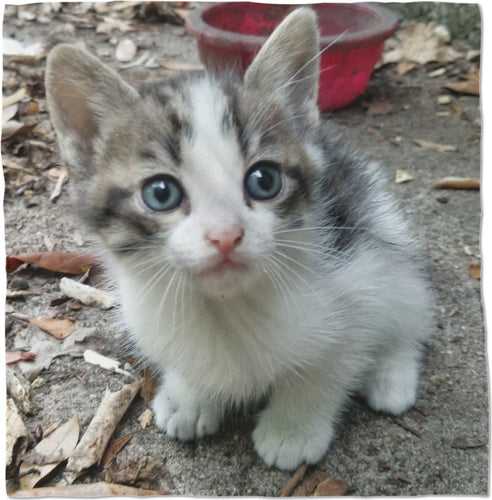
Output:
[363, 344, 422, 415]
[152, 371, 223, 441]
[253, 371, 348, 470]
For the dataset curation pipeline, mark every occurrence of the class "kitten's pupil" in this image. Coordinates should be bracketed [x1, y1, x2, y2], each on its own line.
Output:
[245, 162, 283, 201]
[142, 175, 183, 212]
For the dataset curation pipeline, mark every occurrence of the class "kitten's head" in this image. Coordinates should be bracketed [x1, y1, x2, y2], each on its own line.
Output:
[46, 8, 322, 297]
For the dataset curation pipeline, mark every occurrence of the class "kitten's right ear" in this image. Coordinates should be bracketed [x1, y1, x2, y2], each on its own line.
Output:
[244, 8, 320, 120]
[45, 44, 138, 173]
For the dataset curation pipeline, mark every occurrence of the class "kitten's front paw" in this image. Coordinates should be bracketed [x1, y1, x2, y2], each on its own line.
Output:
[365, 352, 419, 415]
[253, 408, 334, 470]
[152, 375, 222, 441]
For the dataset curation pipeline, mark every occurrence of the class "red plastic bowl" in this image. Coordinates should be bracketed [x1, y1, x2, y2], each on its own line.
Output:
[186, 2, 398, 110]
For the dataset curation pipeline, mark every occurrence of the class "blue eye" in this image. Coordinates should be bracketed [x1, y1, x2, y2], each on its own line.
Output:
[142, 175, 184, 212]
[245, 162, 282, 201]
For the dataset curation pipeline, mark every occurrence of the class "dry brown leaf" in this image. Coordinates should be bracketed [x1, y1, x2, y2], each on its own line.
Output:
[3, 103, 18, 122]
[19, 414, 80, 489]
[278, 462, 308, 496]
[414, 139, 457, 153]
[444, 79, 479, 96]
[101, 434, 133, 467]
[6, 366, 33, 414]
[469, 263, 481, 279]
[23, 100, 39, 117]
[451, 436, 484, 449]
[3, 87, 27, 108]
[2, 121, 37, 141]
[174, 7, 190, 21]
[159, 59, 204, 71]
[29, 317, 78, 340]
[7, 399, 29, 476]
[108, 456, 167, 488]
[6, 350, 36, 364]
[292, 470, 329, 496]
[13, 325, 98, 381]
[6, 251, 96, 274]
[432, 177, 480, 190]
[97, 16, 134, 34]
[365, 99, 393, 116]
[137, 408, 154, 429]
[400, 22, 462, 65]
[396, 61, 417, 75]
[428, 67, 447, 78]
[9, 482, 168, 497]
[314, 477, 350, 496]
[48, 166, 69, 201]
[437, 95, 452, 105]
[3, 156, 38, 175]
[140, 367, 158, 403]
[46, 165, 68, 181]
[395, 169, 414, 184]
[63, 380, 143, 484]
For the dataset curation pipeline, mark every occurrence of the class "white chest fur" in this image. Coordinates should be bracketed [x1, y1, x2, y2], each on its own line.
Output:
[114, 256, 325, 403]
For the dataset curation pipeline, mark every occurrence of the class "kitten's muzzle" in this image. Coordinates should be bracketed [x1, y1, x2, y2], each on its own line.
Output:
[205, 226, 244, 256]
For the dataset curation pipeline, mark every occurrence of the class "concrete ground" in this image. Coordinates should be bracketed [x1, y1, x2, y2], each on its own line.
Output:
[4, 2, 488, 495]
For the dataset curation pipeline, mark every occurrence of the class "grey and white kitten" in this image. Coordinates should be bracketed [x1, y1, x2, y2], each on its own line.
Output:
[45, 8, 433, 470]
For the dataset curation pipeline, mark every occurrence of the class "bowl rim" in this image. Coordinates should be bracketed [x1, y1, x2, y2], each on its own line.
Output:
[186, 2, 399, 53]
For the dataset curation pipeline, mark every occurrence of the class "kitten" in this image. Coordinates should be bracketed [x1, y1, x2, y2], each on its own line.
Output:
[45, 8, 433, 470]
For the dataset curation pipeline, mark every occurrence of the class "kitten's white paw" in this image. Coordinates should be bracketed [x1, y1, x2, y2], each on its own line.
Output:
[365, 353, 419, 415]
[152, 375, 222, 441]
[253, 408, 333, 470]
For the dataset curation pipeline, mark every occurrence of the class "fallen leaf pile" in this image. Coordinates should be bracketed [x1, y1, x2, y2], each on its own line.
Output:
[278, 462, 351, 497]
[379, 21, 478, 75]
[7, 381, 167, 496]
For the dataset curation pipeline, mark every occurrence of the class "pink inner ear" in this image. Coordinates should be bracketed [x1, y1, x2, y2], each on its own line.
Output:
[55, 83, 99, 146]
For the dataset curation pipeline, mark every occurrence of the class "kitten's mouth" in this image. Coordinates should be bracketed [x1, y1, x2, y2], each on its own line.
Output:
[200, 257, 247, 276]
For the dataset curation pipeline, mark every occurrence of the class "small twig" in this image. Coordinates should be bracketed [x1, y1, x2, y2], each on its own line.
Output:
[278, 461, 308, 497]
[392, 417, 422, 438]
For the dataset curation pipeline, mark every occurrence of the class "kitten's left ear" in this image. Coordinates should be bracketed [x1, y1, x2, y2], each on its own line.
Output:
[244, 8, 320, 118]
[45, 43, 139, 176]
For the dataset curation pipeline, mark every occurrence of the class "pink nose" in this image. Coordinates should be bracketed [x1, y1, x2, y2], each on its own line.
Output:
[206, 227, 244, 255]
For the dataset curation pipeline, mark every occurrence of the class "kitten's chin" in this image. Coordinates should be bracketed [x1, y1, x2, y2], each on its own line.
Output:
[196, 261, 257, 298]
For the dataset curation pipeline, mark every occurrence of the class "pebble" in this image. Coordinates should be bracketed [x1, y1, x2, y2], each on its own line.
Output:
[10, 277, 30, 291]
[31, 377, 46, 389]
[115, 39, 137, 62]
